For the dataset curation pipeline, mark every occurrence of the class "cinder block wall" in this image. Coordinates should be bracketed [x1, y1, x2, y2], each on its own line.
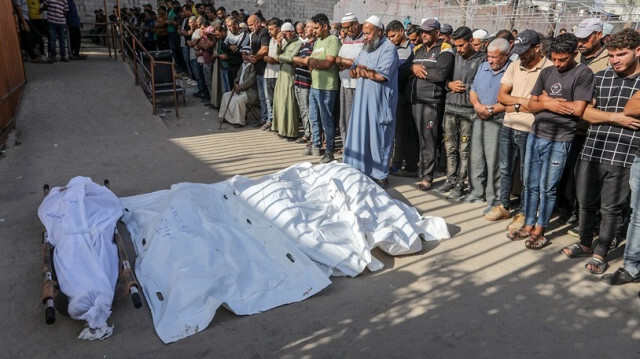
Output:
[75, 0, 340, 24]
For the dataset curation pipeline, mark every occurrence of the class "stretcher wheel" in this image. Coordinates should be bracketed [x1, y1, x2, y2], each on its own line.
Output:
[132, 292, 142, 308]
[45, 307, 56, 325]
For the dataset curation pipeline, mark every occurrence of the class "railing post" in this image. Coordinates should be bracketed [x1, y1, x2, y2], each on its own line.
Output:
[171, 63, 178, 117]
[151, 60, 156, 115]
[133, 37, 138, 85]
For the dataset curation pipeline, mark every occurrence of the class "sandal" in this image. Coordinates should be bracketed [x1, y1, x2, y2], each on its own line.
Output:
[507, 228, 530, 241]
[525, 234, 549, 250]
[585, 257, 608, 274]
[561, 243, 592, 258]
[295, 136, 309, 143]
[261, 123, 272, 131]
[417, 180, 432, 191]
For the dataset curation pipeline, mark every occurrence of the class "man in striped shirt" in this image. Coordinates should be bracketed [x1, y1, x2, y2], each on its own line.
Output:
[44, 0, 69, 62]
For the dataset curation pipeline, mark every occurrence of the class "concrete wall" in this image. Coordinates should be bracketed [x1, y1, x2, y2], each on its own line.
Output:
[74, 0, 340, 23]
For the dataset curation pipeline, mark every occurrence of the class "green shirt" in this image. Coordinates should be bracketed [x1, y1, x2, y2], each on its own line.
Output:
[167, 9, 177, 33]
[310, 35, 341, 91]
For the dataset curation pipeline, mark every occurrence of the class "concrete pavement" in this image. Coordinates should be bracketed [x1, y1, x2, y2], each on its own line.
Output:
[1, 50, 639, 358]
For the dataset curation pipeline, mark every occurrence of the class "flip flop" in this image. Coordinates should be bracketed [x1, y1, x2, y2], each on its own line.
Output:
[525, 234, 549, 250]
[417, 180, 432, 191]
[507, 229, 530, 241]
[585, 257, 608, 274]
[561, 243, 592, 258]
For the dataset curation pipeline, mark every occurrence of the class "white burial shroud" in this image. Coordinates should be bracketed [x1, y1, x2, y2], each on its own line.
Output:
[120, 162, 450, 343]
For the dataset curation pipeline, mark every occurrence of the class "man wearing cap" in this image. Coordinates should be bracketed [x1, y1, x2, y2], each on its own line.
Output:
[438, 26, 486, 199]
[557, 18, 610, 235]
[518, 33, 595, 249]
[439, 24, 453, 45]
[336, 13, 365, 147]
[486, 30, 552, 228]
[404, 18, 455, 191]
[561, 29, 640, 275]
[301, 13, 342, 163]
[602, 23, 614, 43]
[472, 29, 489, 53]
[343, 16, 399, 188]
[387, 20, 419, 177]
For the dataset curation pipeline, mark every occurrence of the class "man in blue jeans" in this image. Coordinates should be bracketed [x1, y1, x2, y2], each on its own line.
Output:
[247, 15, 271, 126]
[301, 13, 341, 163]
[44, 0, 69, 62]
[519, 33, 595, 249]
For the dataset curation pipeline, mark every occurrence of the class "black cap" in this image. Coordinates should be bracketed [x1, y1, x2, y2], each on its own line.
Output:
[511, 29, 540, 55]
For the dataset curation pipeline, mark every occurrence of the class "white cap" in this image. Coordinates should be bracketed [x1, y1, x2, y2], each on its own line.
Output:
[603, 23, 614, 36]
[281, 22, 294, 31]
[473, 29, 489, 40]
[365, 15, 383, 29]
[341, 13, 358, 23]
[575, 18, 604, 38]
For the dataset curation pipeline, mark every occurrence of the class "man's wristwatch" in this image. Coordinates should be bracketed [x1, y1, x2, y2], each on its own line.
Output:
[514, 104, 521, 113]
[488, 107, 494, 116]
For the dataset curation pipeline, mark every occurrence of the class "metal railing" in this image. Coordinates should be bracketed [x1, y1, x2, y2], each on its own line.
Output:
[119, 23, 182, 117]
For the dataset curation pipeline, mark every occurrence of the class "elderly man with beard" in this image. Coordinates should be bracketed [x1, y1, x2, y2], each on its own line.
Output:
[464, 38, 511, 210]
[342, 16, 399, 188]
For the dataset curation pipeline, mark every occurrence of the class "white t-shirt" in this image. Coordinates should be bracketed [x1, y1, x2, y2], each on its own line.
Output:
[337, 32, 364, 88]
[189, 28, 201, 60]
[264, 38, 280, 79]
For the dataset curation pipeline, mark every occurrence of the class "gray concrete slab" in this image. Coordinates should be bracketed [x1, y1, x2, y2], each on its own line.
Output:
[1, 50, 639, 358]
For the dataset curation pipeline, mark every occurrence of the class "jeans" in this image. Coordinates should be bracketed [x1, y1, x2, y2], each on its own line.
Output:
[221, 69, 230, 93]
[265, 78, 276, 123]
[523, 133, 571, 228]
[203, 63, 212, 90]
[498, 125, 529, 211]
[412, 101, 443, 182]
[309, 88, 337, 152]
[443, 111, 474, 185]
[624, 157, 640, 276]
[48, 23, 66, 58]
[256, 75, 268, 122]
[576, 160, 630, 258]
[180, 47, 193, 79]
[469, 117, 501, 206]
[191, 59, 209, 98]
[295, 86, 311, 137]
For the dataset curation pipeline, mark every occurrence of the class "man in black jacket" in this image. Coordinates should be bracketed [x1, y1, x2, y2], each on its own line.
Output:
[438, 26, 486, 199]
[404, 19, 455, 191]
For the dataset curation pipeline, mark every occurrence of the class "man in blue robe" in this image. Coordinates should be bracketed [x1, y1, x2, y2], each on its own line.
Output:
[343, 16, 399, 188]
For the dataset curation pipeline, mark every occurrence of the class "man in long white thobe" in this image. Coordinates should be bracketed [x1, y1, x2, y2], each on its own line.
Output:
[342, 16, 399, 188]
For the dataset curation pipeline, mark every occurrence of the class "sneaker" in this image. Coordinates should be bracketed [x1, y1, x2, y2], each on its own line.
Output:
[484, 205, 510, 221]
[601, 268, 640, 285]
[436, 180, 456, 193]
[506, 213, 526, 231]
[567, 226, 579, 237]
[301, 145, 322, 156]
[448, 184, 465, 200]
[460, 194, 485, 203]
[319, 151, 335, 163]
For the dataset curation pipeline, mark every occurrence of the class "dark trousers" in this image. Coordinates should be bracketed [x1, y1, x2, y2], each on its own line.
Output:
[391, 94, 419, 172]
[69, 26, 81, 56]
[557, 134, 586, 216]
[19, 20, 44, 60]
[412, 101, 443, 182]
[577, 160, 631, 258]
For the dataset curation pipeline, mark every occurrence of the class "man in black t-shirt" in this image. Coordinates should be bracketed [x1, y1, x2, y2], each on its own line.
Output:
[247, 15, 271, 126]
[517, 33, 595, 249]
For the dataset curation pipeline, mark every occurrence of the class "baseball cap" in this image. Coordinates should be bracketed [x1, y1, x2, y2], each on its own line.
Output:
[420, 18, 440, 32]
[440, 23, 453, 35]
[603, 23, 614, 36]
[511, 29, 540, 55]
[575, 18, 603, 39]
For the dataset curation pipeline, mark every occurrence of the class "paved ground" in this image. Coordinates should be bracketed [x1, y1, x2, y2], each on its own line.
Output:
[2, 49, 640, 358]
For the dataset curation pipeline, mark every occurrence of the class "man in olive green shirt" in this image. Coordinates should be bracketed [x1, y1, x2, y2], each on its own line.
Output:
[301, 13, 341, 163]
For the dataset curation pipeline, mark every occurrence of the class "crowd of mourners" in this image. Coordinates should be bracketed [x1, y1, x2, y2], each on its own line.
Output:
[15, 1, 640, 288]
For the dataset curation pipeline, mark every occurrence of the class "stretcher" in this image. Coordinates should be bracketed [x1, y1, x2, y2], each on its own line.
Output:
[41, 180, 142, 326]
